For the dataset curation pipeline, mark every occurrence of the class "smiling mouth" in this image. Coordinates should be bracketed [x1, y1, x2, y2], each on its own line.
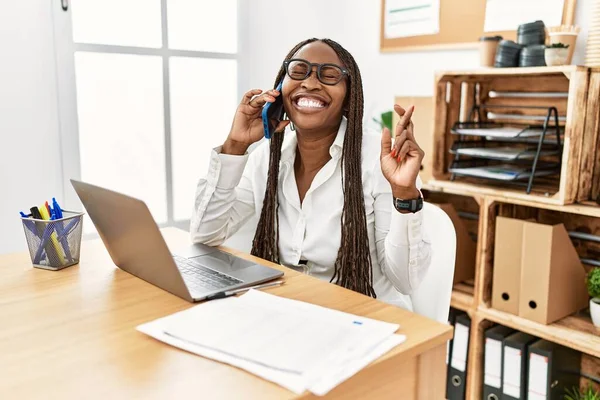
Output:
[293, 96, 328, 111]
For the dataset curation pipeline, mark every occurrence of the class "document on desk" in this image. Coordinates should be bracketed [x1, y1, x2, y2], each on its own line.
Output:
[137, 290, 406, 396]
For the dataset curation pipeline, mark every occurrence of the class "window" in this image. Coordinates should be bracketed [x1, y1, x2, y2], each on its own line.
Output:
[55, 0, 238, 231]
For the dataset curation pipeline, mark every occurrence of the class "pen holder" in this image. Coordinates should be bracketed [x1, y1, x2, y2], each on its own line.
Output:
[21, 211, 84, 271]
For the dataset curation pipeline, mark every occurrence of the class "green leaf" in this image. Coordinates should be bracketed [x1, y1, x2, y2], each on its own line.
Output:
[587, 267, 600, 298]
[564, 386, 582, 400]
[381, 111, 393, 132]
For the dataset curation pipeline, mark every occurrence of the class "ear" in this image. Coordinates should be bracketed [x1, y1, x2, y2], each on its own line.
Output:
[342, 90, 350, 116]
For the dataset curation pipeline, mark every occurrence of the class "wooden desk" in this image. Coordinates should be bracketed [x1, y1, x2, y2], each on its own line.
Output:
[0, 228, 452, 399]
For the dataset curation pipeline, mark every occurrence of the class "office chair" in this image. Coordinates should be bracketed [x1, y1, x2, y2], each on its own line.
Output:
[409, 202, 457, 324]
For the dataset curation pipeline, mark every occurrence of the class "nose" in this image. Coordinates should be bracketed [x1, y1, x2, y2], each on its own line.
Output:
[301, 66, 322, 90]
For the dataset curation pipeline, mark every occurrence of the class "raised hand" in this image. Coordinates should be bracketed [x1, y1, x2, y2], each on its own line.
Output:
[380, 104, 424, 199]
[222, 88, 290, 155]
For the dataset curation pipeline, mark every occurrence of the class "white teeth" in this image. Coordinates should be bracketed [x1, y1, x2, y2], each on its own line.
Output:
[297, 97, 325, 108]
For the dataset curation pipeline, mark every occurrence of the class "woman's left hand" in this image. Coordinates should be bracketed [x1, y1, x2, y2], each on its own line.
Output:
[380, 104, 424, 199]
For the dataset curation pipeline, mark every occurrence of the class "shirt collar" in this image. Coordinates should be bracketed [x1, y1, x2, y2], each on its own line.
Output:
[280, 116, 348, 164]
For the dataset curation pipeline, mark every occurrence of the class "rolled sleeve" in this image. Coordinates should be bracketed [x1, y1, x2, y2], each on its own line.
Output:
[213, 146, 249, 189]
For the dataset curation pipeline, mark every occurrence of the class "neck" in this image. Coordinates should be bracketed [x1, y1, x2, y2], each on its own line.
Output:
[294, 124, 339, 172]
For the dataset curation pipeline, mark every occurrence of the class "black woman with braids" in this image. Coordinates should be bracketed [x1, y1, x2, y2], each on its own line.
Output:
[190, 38, 431, 310]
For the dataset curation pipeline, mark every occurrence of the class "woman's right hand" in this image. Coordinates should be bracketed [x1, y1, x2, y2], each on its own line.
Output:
[222, 88, 290, 155]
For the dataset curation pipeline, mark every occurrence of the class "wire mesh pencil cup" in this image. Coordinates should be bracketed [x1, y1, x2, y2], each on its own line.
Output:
[21, 211, 84, 270]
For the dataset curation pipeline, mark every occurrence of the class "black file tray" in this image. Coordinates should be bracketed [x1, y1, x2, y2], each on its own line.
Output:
[450, 144, 560, 161]
[449, 104, 563, 194]
[448, 163, 560, 182]
[451, 122, 548, 140]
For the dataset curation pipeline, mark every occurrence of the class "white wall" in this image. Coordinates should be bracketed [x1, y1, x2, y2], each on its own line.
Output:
[0, 1, 63, 254]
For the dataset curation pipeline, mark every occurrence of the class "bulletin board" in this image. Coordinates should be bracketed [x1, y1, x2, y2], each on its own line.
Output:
[380, 0, 577, 52]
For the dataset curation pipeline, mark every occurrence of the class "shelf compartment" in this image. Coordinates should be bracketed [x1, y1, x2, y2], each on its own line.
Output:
[432, 67, 600, 205]
[478, 306, 600, 358]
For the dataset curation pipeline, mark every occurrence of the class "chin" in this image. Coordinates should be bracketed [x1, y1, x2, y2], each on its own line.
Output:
[290, 113, 331, 131]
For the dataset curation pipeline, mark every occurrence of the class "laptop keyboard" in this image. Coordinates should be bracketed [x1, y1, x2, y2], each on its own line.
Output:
[173, 255, 243, 292]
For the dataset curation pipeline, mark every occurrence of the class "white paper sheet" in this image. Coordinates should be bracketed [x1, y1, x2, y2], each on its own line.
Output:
[136, 290, 406, 396]
[384, 0, 440, 38]
[503, 347, 523, 398]
[484, 0, 563, 32]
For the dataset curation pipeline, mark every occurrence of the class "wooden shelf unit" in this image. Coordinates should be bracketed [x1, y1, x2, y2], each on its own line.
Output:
[422, 67, 600, 399]
[431, 66, 600, 206]
[451, 282, 475, 313]
[427, 191, 600, 399]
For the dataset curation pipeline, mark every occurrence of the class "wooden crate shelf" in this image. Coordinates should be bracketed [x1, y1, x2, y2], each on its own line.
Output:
[431, 66, 600, 206]
[451, 283, 475, 312]
[477, 197, 600, 310]
[420, 66, 600, 399]
[478, 306, 600, 358]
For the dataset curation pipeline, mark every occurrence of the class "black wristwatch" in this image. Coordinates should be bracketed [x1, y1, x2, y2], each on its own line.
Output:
[393, 196, 423, 213]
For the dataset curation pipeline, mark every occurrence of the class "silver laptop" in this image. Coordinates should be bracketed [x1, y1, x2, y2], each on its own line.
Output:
[71, 179, 283, 302]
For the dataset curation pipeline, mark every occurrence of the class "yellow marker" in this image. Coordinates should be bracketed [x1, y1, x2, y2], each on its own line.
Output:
[39, 204, 66, 265]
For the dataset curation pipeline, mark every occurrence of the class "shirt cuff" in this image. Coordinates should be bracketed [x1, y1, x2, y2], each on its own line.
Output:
[211, 146, 249, 189]
[387, 209, 423, 247]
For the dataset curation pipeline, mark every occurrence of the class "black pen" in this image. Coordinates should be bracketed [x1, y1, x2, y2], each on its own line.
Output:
[205, 280, 284, 301]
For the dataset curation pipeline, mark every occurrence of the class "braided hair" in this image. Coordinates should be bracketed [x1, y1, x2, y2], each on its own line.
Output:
[250, 38, 376, 298]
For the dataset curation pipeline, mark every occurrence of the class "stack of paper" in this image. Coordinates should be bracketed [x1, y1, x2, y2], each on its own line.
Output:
[137, 290, 406, 396]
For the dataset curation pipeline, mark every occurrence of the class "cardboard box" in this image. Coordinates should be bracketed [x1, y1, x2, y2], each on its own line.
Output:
[492, 217, 525, 315]
[492, 217, 588, 324]
[432, 203, 476, 284]
[519, 221, 588, 324]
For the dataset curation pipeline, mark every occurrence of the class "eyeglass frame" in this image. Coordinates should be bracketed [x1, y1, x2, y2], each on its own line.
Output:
[282, 58, 350, 86]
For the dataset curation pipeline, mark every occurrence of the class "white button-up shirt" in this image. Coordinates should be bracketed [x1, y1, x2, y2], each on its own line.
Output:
[190, 117, 431, 311]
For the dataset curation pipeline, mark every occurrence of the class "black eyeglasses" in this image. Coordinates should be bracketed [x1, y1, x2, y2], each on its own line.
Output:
[283, 58, 349, 86]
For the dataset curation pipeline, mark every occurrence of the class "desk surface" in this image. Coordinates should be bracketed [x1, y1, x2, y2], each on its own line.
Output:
[0, 228, 452, 399]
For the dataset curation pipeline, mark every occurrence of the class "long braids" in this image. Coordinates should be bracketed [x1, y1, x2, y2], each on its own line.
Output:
[251, 38, 376, 298]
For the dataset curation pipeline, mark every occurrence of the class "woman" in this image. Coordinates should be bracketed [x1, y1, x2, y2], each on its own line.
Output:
[191, 38, 430, 311]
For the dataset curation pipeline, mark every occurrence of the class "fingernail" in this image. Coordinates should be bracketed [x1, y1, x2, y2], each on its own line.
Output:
[397, 156, 402, 163]
[391, 148, 396, 157]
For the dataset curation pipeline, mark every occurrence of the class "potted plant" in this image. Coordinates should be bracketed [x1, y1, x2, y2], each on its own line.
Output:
[547, 25, 580, 64]
[564, 385, 600, 400]
[587, 267, 600, 328]
[545, 43, 570, 66]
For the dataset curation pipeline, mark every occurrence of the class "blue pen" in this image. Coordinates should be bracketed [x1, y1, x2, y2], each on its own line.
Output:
[52, 198, 63, 219]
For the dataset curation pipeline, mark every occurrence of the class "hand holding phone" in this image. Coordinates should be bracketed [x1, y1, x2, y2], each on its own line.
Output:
[223, 82, 289, 155]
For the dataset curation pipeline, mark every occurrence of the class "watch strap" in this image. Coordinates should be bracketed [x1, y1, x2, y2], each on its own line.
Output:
[393, 196, 423, 213]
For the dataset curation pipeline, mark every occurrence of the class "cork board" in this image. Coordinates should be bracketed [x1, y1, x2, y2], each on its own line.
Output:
[380, 0, 577, 52]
